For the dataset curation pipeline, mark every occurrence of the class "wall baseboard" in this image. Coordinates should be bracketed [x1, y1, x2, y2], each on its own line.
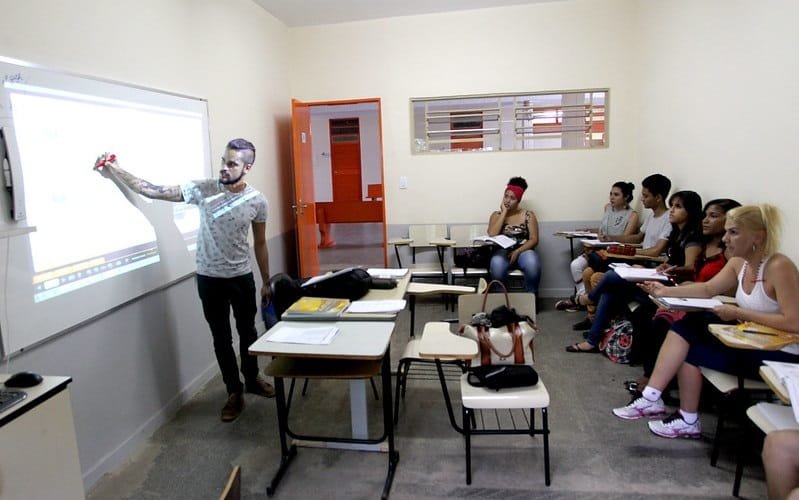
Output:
[82, 361, 220, 490]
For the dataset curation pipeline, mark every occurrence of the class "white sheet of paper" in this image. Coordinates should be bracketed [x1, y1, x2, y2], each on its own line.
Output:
[579, 239, 624, 247]
[614, 267, 671, 282]
[473, 234, 515, 249]
[347, 299, 407, 313]
[657, 297, 724, 309]
[367, 268, 408, 278]
[266, 326, 339, 345]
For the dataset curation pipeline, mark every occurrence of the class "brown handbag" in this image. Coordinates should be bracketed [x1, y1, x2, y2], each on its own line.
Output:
[460, 281, 537, 367]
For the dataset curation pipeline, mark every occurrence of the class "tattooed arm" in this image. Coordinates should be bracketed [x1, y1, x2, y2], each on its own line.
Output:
[96, 155, 184, 202]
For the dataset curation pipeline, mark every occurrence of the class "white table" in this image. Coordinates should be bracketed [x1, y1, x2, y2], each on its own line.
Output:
[0, 375, 83, 500]
[249, 320, 398, 499]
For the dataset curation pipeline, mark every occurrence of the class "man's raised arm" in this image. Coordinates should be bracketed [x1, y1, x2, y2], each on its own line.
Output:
[94, 153, 184, 202]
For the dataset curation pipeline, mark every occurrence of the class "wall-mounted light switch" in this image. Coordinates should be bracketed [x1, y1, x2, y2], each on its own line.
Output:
[399, 176, 408, 189]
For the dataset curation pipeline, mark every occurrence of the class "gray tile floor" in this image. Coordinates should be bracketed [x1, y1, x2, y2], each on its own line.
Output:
[87, 296, 770, 500]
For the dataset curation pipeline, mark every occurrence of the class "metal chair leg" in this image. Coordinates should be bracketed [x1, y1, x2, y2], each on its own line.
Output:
[463, 406, 472, 485]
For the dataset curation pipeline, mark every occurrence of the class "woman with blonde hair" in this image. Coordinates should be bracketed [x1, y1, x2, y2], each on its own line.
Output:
[613, 204, 799, 439]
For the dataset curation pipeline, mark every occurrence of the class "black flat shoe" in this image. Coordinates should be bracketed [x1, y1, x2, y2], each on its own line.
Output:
[565, 342, 599, 353]
[572, 318, 592, 331]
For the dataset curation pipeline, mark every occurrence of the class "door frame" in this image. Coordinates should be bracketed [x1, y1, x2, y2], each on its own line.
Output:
[291, 97, 387, 277]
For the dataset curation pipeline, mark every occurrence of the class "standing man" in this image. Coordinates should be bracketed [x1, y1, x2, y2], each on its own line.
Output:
[95, 138, 274, 422]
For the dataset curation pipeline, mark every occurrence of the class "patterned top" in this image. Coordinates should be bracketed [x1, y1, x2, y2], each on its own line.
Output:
[599, 206, 635, 236]
[500, 210, 532, 248]
[181, 179, 268, 278]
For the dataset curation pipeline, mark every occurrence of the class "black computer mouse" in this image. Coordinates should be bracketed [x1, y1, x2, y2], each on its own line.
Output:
[4, 371, 43, 388]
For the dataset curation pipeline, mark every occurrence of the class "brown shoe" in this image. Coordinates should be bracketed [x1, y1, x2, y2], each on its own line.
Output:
[221, 392, 244, 422]
[245, 377, 275, 398]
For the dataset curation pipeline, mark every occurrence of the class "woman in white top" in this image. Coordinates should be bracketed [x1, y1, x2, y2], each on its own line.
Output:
[612, 204, 799, 439]
[555, 181, 639, 311]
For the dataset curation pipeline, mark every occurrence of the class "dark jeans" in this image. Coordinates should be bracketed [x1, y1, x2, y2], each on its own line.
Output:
[585, 270, 650, 347]
[673, 312, 799, 379]
[197, 273, 259, 395]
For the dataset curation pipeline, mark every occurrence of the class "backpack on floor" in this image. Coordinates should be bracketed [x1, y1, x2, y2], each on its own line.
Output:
[599, 317, 634, 364]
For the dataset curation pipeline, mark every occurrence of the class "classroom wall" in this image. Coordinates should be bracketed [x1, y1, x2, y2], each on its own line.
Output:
[288, 0, 642, 225]
[0, 0, 292, 489]
[635, 0, 799, 258]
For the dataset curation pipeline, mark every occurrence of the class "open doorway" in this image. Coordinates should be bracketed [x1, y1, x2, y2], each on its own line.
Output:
[304, 100, 386, 273]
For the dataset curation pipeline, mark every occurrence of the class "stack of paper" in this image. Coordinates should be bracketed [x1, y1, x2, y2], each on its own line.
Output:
[347, 299, 407, 314]
[614, 267, 671, 282]
[763, 360, 799, 422]
[267, 325, 339, 345]
[366, 268, 409, 278]
[580, 239, 624, 247]
[652, 297, 724, 310]
[282, 297, 350, 319]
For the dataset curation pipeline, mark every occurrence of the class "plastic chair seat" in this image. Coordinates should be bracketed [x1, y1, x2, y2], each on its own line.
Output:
[460, 373, 549, 409]
[702, 367, 770, 393]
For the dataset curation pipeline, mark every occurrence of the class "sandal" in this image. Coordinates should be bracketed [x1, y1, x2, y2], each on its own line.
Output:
[565, 342, 599, 353]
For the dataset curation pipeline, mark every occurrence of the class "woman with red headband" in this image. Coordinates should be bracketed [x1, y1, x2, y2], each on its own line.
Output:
[486, 176, 541, 293]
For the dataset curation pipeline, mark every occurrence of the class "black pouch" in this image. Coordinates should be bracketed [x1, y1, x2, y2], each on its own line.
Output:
[453, 245, 492, 270]
[466, 364, 539, 391]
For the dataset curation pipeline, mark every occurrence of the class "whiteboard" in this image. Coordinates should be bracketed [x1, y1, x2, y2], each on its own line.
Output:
[0, 56, 212, 355]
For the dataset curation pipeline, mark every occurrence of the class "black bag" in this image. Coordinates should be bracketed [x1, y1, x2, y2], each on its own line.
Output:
[270, 273, 304, 318]
[467, 364, 539, 391]
[453, 246, 492, 270]
[302, 267, 372, 301]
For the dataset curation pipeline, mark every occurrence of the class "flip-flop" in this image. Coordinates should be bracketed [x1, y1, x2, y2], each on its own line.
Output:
[565, 342, 599, 353]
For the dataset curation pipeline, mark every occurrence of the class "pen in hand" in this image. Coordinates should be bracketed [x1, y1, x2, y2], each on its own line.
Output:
[741, 329, 779, 336]
[656, 265, 677, 276]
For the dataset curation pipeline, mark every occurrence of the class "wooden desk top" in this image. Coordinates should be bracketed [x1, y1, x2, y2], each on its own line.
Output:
[760, 365, 790, 404]
[605, 252, 666, 263]
[709, 323, 799, 351]
[418, 322, 478, 360]
[250, 321, 395, 359]
[406, 282, 475, 296]
[554, 231, 596, 239]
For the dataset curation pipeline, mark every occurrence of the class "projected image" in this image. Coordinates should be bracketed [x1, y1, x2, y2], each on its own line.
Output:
[8, 85, 205, 302]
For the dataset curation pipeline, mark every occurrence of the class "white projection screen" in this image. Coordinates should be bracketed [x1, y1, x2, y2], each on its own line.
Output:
[0, 57, 212, 355]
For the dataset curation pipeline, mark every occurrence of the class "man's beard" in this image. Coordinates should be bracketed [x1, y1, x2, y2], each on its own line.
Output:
[219, 171, 245, 185]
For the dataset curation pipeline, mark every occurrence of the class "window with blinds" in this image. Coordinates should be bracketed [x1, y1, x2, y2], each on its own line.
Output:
[411, 89, 607, 153]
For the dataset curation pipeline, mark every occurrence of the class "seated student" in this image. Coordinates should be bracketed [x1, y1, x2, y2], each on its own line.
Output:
[570, 173, 673, 331]
[566, 190, 703, 353]
[635, 198, 741, 387]
[613, 204, 799, 439]
[763, 429, 799, 500]
[555, 181, 639, 311]
[487, 176, 541, 294]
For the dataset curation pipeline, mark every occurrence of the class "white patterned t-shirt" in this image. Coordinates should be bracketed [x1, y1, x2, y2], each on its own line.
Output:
[640, 210, 671, 251]
[181, 179, 268, 278]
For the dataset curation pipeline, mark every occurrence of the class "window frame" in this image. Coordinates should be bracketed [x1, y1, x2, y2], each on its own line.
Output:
[411, 89, 608, 154]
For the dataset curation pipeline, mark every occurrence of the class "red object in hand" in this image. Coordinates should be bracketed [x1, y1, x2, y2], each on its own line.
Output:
[94, 154, 116, 170]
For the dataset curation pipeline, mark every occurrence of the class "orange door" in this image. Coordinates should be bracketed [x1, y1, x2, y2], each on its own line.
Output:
[291, 99, 319, 278]
[330, 118, 362, 201]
